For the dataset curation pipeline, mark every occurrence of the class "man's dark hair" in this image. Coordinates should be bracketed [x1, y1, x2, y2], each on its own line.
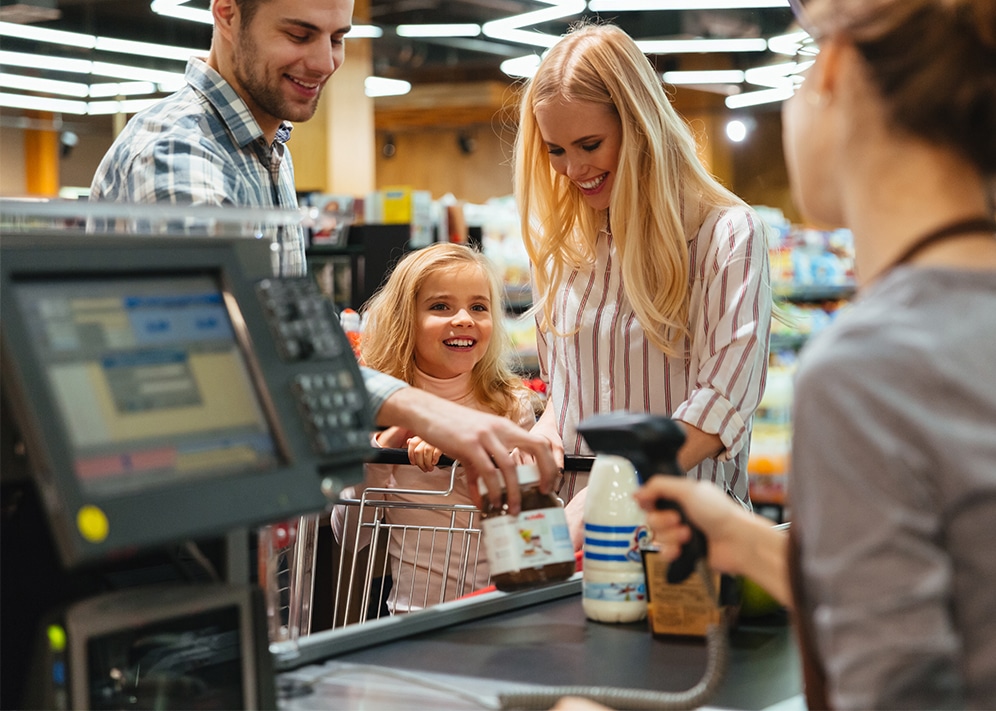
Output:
[233, 0, 267, 28]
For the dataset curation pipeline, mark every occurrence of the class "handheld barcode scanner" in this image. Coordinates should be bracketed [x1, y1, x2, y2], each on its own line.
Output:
[498, 411, 731, 709]
[577, 411, 707, 584]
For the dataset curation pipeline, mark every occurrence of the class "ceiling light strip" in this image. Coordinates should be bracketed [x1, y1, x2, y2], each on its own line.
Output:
[0, 92, 87, 114]
[725, 86, 793, 108]
[638, 38, 768, 53]
[396, 24, 481, 38]
[663, 69, 745, 84]
[364, 76, 411, 97]
[483, 0, 586, 48]
[589, 0, 788, 9]
[0, 72, 89, 97]
[0, 50, 184, 89]
[149, 0, 381, 38]
[0, 21, 201, 63]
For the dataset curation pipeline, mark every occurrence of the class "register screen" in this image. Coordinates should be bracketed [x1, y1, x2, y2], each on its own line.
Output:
[13, 273, 278, 497]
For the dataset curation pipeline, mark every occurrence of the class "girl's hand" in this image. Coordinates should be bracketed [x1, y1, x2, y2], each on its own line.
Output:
[407, 435, 442, 472]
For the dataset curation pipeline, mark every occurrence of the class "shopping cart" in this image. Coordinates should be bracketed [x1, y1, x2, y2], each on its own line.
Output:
[270, 452, 596, 641]
[330, 458, 487, 628]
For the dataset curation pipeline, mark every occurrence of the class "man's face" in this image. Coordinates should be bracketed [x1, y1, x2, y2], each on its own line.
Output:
[229, 0, 353, 135]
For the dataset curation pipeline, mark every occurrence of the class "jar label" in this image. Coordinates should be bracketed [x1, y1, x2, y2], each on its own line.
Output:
[481, 507, 575, 576]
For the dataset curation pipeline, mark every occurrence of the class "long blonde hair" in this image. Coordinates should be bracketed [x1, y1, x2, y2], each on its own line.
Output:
[514, 22, 745, 356]
[360, 243, 528, 418]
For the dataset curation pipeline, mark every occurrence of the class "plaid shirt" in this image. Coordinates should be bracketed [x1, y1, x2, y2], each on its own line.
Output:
[90, 57, 405, 414]
[90, 57, 306, 277]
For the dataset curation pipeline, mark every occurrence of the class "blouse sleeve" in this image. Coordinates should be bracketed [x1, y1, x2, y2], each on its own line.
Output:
[671, 207, 772, 459]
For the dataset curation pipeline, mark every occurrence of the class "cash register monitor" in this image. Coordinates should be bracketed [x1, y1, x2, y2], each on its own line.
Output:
[1, 233, 373, 569]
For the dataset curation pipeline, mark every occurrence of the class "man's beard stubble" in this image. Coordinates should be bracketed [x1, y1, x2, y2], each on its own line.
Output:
[233, 30, 321, 127]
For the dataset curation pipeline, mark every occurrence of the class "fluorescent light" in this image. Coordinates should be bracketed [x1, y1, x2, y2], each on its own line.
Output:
[725, 86, 793, 108]
[501, 54, 543, 78]
[150, 0, 212, 25]
[0, 50, 93, 74]
[0, 72, 89, 97]
[0, 21, 94, 49]
[768, 30, 817, 57]
[151, 0, 382, 39]
[589, 0, 788, 9]
[663, 69, 744, 84]
[397, 24, 481, 38]
[0, 21, 200, 63]
[94, 37, 199, 62]
[364, 76, 411, 98]
[483, 0, 586, 48]
[638, 38, 768, 53]
[0, 50, 184, 86]
[87, 98, 161, 115]
[88, 81, 159, 98]
[90, 61, 184, 84]
[744, 61, 798, 88]
[0, 92, 87, 114]
[346, 25, 384, 39]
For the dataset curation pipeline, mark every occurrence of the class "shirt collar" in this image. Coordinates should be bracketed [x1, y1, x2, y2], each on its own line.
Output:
[184, 57, 294, 149]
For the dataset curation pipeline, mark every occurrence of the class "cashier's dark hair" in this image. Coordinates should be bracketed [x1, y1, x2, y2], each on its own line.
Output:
[359, 243, 529, 419]
[805, 0, 996, 180]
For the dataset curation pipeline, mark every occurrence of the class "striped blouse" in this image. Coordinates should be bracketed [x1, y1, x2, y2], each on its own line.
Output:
[537, 205, 772, 507]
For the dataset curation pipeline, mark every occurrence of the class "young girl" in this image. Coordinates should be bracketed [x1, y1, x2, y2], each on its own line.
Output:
[333, 243, 536, 615]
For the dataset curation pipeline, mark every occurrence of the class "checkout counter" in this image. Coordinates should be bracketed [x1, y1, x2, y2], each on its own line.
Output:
[0, 201, 802, 710]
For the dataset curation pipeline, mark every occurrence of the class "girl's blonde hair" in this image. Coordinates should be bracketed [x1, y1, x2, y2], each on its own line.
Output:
[514, 22, 745, 356]
[360, 242, 528, 419]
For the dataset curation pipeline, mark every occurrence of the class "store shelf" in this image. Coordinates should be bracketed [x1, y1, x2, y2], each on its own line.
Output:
[773, 283, 855, 303]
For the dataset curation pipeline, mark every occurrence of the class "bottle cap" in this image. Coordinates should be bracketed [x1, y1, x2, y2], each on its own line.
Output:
[340, 308, 360, 332]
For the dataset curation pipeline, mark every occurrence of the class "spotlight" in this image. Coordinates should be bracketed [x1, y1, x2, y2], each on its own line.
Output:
[382, 133, 396, 159]
[60, 130, 79, 158]
[725, 117, 755, 143]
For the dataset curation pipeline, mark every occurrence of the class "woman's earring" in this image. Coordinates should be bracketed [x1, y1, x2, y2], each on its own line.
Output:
[805, 90, 830, 109]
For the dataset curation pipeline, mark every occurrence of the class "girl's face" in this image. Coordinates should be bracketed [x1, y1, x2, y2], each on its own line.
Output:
[534, 98, 622, 212]
[413, 264, 494, 380]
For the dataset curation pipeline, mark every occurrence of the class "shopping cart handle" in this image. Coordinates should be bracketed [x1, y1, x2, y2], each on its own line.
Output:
[368, 448, 595, 473]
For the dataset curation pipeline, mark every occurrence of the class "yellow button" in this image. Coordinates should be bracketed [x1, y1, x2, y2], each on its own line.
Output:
[47, 624, 67, 652]
[77, 505, 109, 543]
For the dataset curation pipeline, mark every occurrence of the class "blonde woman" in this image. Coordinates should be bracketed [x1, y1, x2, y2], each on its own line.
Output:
[333, 243, 536, 614]
[514, 23, 772, 546]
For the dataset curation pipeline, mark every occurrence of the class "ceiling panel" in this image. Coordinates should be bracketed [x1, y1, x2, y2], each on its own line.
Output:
[0, 1, 799, 99]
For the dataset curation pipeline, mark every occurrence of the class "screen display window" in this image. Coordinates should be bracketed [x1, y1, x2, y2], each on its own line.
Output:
[13, 274, 278, 497]
[86, 605, 244, 710]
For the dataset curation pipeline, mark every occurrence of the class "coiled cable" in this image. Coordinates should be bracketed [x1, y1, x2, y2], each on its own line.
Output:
[497, 559, 729, 711]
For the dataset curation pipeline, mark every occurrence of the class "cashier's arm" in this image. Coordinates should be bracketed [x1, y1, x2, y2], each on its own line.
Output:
[375, 386, 559, 514]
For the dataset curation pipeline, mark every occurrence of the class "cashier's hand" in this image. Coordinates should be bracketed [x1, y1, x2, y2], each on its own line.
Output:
[376, 387, 559, 514]
[551, 698, 612, 711]
[634, 477, 746, 576]
[634, 476, 792, 608]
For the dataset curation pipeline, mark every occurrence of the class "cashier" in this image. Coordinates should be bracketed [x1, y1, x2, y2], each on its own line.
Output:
[88, 0, 558, 511]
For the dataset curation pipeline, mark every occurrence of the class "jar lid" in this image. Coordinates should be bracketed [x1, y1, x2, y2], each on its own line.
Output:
[516, 463, 540, 485]
[477, 463, 540, 496]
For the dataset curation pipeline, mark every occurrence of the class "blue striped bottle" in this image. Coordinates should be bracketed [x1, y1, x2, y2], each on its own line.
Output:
[582, 454, 650, 622]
